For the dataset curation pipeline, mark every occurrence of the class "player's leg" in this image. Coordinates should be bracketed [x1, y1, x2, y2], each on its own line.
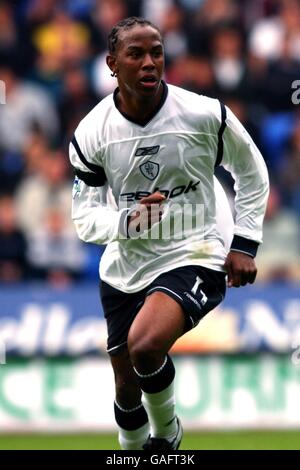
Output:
[127, 265, 226, 450]
[100, 280, 150, 450]
[127, 292, 185, 449]
[110, 347, 142, 408]
[109, 348, 150, 450]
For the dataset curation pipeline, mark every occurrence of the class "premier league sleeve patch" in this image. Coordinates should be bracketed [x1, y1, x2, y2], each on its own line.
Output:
[72, 176, 82, 199]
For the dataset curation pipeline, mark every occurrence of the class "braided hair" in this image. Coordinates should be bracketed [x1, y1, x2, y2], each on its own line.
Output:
[107, 17, 162, 55]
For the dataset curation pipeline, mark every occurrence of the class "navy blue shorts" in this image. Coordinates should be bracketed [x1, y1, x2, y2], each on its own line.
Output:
[100, 265, 226, 355]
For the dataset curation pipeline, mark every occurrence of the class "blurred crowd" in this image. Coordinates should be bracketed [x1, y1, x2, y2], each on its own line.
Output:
[0, 0, 300, 285]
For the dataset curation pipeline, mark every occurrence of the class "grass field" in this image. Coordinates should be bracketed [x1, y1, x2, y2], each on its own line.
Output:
[0, 430, 300, 450]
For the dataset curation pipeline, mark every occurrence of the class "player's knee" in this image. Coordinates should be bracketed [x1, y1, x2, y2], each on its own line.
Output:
[128, 334, 163, 368]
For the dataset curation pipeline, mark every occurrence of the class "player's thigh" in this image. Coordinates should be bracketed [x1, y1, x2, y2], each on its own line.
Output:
[127, 291, 186, 357]
[100, 280, 144, 356]
[127, 265, 226, 359]
[147, 265, 226, 332]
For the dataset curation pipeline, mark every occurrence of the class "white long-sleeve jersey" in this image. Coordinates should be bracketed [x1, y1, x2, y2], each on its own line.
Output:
[70, 83, 269, 292]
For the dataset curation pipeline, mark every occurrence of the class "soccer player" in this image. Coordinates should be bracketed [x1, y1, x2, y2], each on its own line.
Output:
[69, 17, 269, 450]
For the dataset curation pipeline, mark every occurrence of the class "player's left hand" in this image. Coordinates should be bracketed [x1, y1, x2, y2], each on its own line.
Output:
[224, 251, 257, 288]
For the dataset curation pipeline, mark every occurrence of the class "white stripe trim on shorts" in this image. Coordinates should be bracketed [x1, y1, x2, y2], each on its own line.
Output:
[146, 286, 183, 302]
[107, 340, 127, 354]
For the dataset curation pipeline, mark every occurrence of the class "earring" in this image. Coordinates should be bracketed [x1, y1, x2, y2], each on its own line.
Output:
[111, 71, 117, 77]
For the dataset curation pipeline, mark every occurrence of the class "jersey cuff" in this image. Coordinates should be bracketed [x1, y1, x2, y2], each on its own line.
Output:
[230, 235, 259, 258]
[118, 208, 131, 239]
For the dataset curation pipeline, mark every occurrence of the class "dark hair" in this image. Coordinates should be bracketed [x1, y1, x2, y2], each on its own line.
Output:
[107, 16, 162, 55]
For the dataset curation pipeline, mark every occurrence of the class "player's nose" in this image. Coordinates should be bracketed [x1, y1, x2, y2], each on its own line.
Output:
[141, 53, 155, 69]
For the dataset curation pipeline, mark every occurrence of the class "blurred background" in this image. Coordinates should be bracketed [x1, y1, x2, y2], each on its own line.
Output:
[0, 0, 300, 449]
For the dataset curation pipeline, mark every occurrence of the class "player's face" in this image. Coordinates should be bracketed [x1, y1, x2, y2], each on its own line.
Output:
[109, 25, 164, 99]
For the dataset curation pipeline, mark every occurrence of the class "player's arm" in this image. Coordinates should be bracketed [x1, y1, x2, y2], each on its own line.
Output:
[219, 106, 269, 287]
[69, 133, 129, 244]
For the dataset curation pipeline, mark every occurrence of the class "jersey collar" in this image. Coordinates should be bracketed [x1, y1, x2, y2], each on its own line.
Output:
[113, 80, 168, 127]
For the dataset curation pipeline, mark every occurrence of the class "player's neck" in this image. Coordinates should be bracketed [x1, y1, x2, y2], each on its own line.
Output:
[116, 81, 164, 124]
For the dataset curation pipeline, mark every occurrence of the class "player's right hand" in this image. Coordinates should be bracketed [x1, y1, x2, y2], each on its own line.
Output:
[127, 191, 166, 237]
[139, 191, 166, 205]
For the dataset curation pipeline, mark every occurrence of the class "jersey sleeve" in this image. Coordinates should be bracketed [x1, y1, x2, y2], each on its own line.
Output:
[69, 119, 106, 187]
[220, 106, 269, 257]
[69, 124, 129, 245]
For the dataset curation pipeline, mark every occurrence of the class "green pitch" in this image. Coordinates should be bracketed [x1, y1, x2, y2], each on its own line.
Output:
[0, 430, 300, 450]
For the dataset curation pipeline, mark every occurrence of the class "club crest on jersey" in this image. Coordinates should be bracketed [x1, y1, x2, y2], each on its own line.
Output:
[135, 145, 160, 157]
[139, 161, 159, 180]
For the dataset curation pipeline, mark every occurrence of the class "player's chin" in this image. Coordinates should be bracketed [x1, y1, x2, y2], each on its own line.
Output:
[137, 80, 160, 96]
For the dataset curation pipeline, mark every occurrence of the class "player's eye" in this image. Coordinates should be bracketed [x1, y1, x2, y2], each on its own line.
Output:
[129, 51, 141, 58]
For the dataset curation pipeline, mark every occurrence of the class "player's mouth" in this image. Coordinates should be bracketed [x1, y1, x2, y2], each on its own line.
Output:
[139, 75, 158, 89]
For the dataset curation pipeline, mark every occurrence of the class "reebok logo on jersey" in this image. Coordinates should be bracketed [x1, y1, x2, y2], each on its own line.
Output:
[120, 179, 200, 201]
[135, 145, 160, 157]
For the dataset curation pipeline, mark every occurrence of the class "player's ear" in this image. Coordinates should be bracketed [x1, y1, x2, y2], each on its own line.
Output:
[106, 55, 117, 77]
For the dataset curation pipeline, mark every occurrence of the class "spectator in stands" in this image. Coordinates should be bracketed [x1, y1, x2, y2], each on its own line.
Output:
[0, 63, 59, 153]
[26, 206, 86, 284]
[90, 0, 128, 98]
[0, 0, 36, 75]
[0, 195, 28, 282]
[32, 8, 91, 73]
[256, 186, 300, 282]
[185, 0, 239, 57]
[59, 65, 98, 144]
[0, 0, 20, 65]
[90, 0, 128, 54]
[249, 0, 300, 62]
[210, 26, 247, 98]
[0, 147, 24, 196]
[27, 6, 91, 99]
[281, 119, 300, 214]
[166, 54, 217, 97]
[15, 149, 74, 237]
[159, 3, 187, 66]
